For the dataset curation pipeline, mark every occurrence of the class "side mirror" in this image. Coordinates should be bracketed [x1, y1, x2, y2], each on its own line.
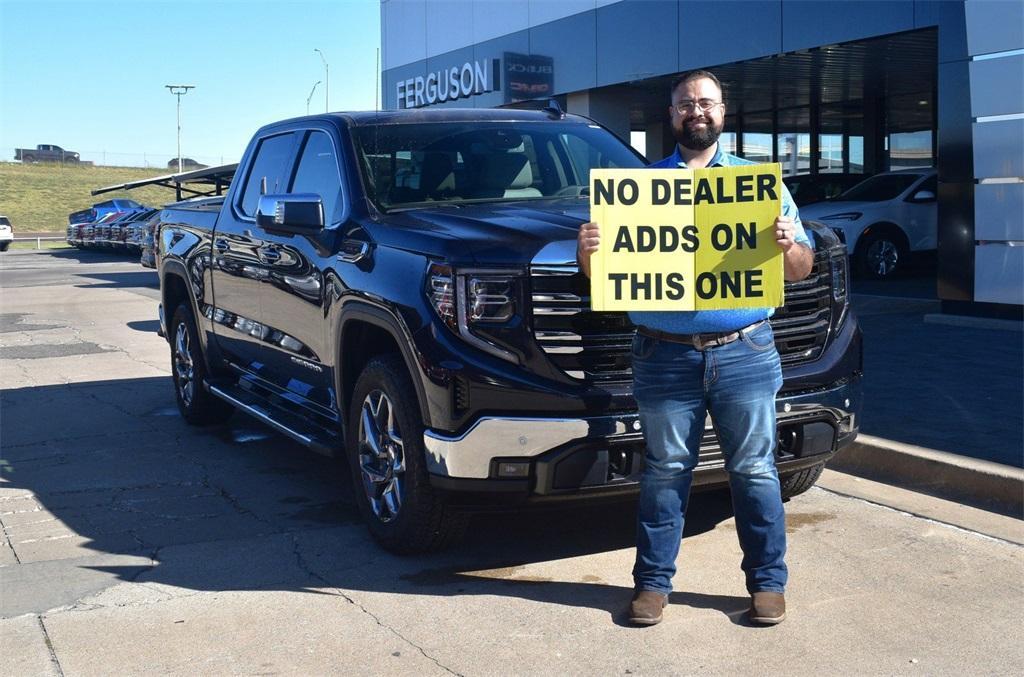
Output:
[256, 193, 324, 233]
[910, 189, 936, 202]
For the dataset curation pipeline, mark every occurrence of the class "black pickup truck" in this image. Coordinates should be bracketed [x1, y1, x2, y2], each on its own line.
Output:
[157, 109, 863, 552]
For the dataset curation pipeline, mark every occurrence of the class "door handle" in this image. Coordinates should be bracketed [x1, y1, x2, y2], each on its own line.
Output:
[213, 238, 229, 254]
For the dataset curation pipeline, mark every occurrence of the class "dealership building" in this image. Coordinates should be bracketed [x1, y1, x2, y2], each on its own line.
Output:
[380, 0, 1022, 316]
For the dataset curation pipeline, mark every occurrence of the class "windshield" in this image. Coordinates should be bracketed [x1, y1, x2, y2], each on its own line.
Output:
[837, 173, 922, 202]
[351, 121, 645, 210]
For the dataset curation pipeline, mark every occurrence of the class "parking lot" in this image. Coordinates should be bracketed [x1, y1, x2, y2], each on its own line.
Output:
[2, 249, 1022, 675]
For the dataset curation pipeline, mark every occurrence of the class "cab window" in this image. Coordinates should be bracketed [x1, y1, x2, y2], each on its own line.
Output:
[239, 132, 297, 217]
[289, 131, 343, 224]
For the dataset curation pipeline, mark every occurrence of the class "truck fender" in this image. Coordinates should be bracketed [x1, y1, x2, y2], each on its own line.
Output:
[160, 260, 221, 377]
[336, 300, 433, 429]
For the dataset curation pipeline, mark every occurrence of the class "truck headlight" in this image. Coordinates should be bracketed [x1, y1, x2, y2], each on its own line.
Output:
[426, 263, 521, 363]
[427, 263, 457, 332]
[830, 249, 850, 330]
[467, 276, 515, 323]
[830, 252, 848, 302]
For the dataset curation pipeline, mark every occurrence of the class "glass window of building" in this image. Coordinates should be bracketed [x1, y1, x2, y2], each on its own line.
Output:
[777, 107, 810, 176]
[887, 92, 934, 169]
[719, 131, 737, 155]
[740, 112, 772, 164]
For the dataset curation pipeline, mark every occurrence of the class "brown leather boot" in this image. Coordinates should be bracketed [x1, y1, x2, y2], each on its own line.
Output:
[628, 590, 668, 626]
[749, 591, 786, 625]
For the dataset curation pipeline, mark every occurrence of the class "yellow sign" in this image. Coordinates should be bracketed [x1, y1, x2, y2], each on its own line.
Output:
[589, 164, 785, 311]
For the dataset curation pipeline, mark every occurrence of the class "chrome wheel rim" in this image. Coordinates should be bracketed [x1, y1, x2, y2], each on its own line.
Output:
[173, 322, 195, 407]
[866, 239, 899, 277]
[357, 390, 405, 523]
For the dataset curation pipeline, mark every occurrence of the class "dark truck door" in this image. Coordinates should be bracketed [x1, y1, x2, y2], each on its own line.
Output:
[209, 130, 298, 375]
[256, 128, 342, 418]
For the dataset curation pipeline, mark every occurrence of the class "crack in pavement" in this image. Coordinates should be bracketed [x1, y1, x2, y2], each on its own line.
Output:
[287, 534, 464, 676]
[1, 517, 23, 564]
[37, 615, 66, 677]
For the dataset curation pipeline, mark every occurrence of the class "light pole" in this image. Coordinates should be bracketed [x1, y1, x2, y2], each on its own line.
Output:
[314, 48, 329, 112]
[306, 80, 321, 115]
[165, 84, 195, 173]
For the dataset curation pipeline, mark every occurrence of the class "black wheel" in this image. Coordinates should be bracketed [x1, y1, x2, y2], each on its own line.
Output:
[0, 242, 9, 252]
[347, 354, 468, 553]
[169, 302, 233, 426]
[855, 228, 908, 279]
[780, 462, 825, 499]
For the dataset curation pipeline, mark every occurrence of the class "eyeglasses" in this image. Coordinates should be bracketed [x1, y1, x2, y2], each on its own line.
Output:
[673, 99, 723, 114]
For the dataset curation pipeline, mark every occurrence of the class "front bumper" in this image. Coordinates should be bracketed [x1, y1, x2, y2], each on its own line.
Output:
[425, 373, 862, 496]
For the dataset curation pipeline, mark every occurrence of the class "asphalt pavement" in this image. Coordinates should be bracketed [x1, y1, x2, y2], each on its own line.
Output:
[1, 249, 1023, 675]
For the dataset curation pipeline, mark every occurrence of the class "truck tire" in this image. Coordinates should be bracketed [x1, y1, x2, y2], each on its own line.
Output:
[347, 355, 468, 553]
[169, 302, 234, 426]
[22, 154, 35, 163]
[780, 462, 825, 499]
[0, 242, 9, 252]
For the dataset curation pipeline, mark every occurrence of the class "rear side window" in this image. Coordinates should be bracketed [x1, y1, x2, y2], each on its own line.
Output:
[289, 131, 343, 224]
[239, 132, 296, 217]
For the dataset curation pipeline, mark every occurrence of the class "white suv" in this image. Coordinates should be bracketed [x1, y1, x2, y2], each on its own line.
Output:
[801, 169, 937, 279]
[0, 216, 13, 252]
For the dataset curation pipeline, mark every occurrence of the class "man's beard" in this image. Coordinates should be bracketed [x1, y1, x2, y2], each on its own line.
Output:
[673, 117, 722, 151]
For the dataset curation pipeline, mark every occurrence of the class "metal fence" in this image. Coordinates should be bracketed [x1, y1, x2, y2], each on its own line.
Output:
[11, 236, 66, 249]
[2, 147, 228, 170]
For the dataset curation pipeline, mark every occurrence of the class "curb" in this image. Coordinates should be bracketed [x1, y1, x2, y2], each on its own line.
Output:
[829, 434, 1024, 518]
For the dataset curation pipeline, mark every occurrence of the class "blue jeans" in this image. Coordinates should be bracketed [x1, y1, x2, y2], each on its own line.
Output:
[631, 322, 787, 595]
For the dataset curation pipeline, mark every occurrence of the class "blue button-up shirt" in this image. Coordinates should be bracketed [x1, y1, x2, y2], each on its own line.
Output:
[628, 144, 809, 334]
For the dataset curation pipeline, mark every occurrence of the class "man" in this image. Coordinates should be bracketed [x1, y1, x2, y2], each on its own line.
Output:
[577, 70, 813, 626]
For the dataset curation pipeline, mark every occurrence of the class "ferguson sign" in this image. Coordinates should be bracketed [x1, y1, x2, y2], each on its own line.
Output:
[396, 58, 500, 109]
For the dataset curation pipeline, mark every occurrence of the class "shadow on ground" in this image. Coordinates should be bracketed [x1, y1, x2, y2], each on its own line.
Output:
[48, 248, 139, 264]
[1, 377, 742, 622]
[74, 270, 159, 289]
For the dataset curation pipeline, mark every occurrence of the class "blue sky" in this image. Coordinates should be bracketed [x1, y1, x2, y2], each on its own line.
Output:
[1, 0, 381, 167]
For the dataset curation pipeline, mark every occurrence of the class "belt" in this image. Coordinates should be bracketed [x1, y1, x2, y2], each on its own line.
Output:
[637, 320, 766, 351]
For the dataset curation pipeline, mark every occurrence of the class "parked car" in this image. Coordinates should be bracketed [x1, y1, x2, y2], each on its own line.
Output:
[15, 144, 79, 163]
[167, 158, 208, 171]
[800, 168, 937, 278]
[139, 212, 162, 268]
[783, 173, 865, 207]
[0, 216, 13, 251]
[68, 200, 148, 249]
[82, 211, 122, 248]
[155, 109, 863, 553]
[69, 200, 146, 228]
[123, 209, 158, 253]
[107, 211, 145, 250]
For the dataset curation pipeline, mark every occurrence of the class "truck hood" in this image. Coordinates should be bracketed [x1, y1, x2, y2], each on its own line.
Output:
[373, 199, 833, 266]
[375, 198, 589, 265]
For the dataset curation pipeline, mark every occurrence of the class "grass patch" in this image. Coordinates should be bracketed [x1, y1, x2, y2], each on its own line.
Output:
[0, 162, 188, 232]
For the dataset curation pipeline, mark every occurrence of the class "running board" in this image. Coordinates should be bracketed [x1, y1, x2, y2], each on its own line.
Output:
[207, 382, 339, 457]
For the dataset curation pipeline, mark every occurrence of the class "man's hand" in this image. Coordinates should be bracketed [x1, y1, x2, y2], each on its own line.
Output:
[775, 215, 813, 281]
[774, 215, 800, 252]
[577, 221, 600, 279]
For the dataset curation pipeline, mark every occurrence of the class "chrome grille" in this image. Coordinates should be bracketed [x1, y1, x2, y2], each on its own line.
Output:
[529, 250, 834, 382]
[772, 249, 833, 365]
